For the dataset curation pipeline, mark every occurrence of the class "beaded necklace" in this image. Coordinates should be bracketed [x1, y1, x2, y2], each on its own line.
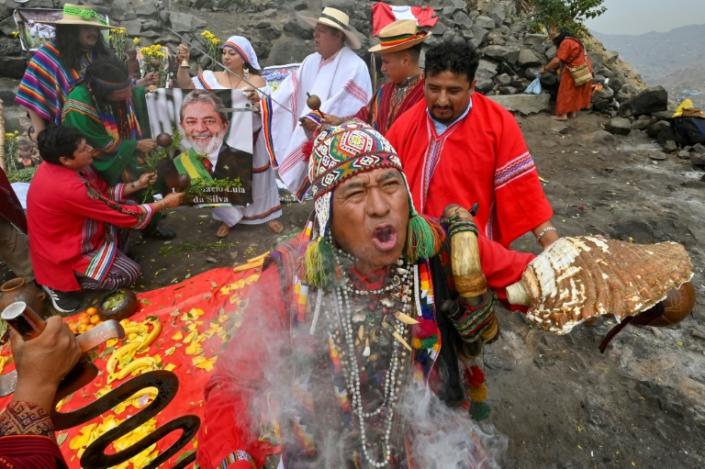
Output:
[325, 250, 415, 467]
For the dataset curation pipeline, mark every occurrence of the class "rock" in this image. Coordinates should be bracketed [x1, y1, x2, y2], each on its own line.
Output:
[451, 10, 472, 26]
[649, 151, 668, 160]
[518, 48, 542, 67]
[605, 117, 632, 136]
[691, 152, 705, 168]
[0, 56, 27, 79]
[623, 86, 668, 116]
[523, 33, 548, 47]
[632, 115, 653, 130]
[488, 93, 551, 115]
[475, 59, 498, 92]
[283, 19, 312, 39]
[482, 45, 519, 63]
[496, 73, 512, 86]
[677, 149, 691, 160]
[662, 140, 678, 153]
[475, 15, 496, 30]
[646, 120, 671, 139]
[587, 130, 618, 145]
[470, 25, 489, 47]
[170, 11, 198, 33]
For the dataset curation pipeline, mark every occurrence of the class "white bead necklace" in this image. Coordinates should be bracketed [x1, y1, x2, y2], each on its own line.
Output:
[326, 253, 415, 468]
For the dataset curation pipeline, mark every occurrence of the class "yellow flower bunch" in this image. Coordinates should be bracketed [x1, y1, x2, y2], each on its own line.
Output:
[140, 44, 166, 60]
[132, 36, 141, 46]
[200, 30, 220, 47]
[111, 27, 127, 37]
[4, 130, 19, 141]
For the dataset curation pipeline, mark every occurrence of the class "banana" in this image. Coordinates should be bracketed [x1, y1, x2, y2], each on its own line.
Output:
[115, 357, 158, 381]
[137, 319, 161, 352]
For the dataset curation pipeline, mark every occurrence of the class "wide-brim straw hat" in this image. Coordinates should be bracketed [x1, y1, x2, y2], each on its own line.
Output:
[368, 19, 431, 54]
[50, 3, 112, 29]
[301, 7, 362, 50]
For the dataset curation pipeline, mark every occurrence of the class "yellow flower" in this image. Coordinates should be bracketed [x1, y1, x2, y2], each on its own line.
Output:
[200, 30, 221, 46]
[10, 31, 19, 38]
[132, 36, 141, 46]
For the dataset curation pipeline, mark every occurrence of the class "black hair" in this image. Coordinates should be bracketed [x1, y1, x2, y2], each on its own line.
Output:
[424, 38, 480, 83]
[37, 126, 84, 165]
[552, 30, 573, 48]
[55, 24, 113, 72]
[84, 58, 130, 102]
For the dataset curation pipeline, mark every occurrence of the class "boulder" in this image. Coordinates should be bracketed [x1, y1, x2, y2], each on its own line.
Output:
[488, 93, 551, 115]
[482, 45, 519, 63]
[647, 120, 671, 139]
[475, 15, 496, 30]
[605, 117, 632, 136]
[662, 140, 678, 153]
[475, 59, 498, 91]
[518, 48, 542, 67]
[691, 144, 705, 167]
[623, 86, 668, 116]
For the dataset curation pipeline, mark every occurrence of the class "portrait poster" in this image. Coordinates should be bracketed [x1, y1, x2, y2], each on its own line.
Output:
[145, 88, 254, 207]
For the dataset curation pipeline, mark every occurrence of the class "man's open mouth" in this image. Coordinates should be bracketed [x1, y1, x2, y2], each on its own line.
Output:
[371, 225, 398, 252]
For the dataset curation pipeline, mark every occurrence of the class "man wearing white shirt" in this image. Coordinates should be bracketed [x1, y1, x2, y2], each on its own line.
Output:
[263, 7, 373, 199]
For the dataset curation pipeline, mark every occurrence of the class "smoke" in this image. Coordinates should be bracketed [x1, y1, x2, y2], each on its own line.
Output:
[399, 382, 508, 469]
[219, 272, 508, 468]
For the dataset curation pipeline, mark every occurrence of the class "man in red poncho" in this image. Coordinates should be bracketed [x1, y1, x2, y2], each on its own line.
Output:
[197, 120, 537, 468]
[387, 37, 559, 249]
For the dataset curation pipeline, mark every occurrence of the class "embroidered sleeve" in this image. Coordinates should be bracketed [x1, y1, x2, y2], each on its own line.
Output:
[0, 401, 54, 437]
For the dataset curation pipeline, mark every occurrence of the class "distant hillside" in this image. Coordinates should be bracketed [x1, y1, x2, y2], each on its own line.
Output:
[593, 24, 705, 107]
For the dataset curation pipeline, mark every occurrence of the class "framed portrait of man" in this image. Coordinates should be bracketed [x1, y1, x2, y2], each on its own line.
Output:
[145, 88, 254, 207]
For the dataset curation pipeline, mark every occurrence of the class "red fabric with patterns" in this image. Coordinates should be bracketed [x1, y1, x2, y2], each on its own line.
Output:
[387, 93, 554, 247]
[0, 265, 263, 468]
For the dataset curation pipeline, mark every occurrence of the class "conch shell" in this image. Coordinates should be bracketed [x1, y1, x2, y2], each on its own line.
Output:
[506, 236, 694, 334]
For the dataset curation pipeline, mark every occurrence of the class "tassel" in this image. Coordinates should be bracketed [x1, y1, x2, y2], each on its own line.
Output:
[405, 211, 445, 262]
[303, 236, 335, 289]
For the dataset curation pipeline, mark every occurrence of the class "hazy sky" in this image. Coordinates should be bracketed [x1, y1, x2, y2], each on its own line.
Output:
[586, 0, 705, 35]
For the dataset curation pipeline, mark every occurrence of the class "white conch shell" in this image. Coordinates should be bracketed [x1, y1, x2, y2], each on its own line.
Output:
[507, 236, 694, 334]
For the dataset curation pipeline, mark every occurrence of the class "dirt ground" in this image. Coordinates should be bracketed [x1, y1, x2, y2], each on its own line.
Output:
[3, 111, 704, 468]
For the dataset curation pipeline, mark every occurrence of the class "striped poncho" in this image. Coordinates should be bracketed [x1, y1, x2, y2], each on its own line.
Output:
[15, 42, 82, 125]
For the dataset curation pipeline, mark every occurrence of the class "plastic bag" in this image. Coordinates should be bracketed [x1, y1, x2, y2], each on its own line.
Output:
[524, 76, 542, 95]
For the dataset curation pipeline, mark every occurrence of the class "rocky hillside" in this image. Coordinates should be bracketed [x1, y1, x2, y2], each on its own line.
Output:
[594, 24, 705, 108]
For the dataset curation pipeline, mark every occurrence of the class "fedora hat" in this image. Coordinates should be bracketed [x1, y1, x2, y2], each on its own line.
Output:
[368, 19, 431, 54]
[301, 7, 362, 50]
[51, 3, 112, 29]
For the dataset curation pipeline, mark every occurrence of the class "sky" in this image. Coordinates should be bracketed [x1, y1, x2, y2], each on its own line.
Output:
[586, 0, 705, 35]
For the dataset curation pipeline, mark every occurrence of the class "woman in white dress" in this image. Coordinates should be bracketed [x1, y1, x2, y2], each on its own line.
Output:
[176, 36, 283, 237]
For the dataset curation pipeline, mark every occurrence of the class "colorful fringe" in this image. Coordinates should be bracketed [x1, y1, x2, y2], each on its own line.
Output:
[405, 212, 445, 263]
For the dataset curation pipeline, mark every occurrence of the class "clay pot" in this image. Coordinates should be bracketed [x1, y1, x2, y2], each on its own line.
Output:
[0, 277, 46, 317]
[99, 289, 138, 321]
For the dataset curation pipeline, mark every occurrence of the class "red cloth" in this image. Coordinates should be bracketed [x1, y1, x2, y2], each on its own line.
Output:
[0, 168, 26, 233]
[0, 264, 257, 468]
[387, 93, 553, 247]
[356, 77, 425, 135]
[555, 38, 593, 116]
[197, 263, 284, 468]
[0, 435, 67, 468]
[27, 163, 155, 291]
[371, 3, 438, 35]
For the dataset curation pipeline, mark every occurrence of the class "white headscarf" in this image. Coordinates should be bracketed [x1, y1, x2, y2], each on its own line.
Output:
[223, 35, 261, 71]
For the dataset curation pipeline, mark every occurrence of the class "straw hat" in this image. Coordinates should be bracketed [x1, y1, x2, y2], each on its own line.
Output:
[368, 19, 431, 54]
[301, 7, 362, 50]
[52, 3, 111, 29]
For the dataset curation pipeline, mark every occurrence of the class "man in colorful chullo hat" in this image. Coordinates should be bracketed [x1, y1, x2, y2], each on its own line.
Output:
[198, 120, 535, 468]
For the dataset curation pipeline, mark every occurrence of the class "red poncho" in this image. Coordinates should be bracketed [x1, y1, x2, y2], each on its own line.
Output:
[387, 93, 553, 247]
[27, 163, 155, 291]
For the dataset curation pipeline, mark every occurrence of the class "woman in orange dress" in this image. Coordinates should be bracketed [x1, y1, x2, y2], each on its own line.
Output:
[542, 31, 593, 120]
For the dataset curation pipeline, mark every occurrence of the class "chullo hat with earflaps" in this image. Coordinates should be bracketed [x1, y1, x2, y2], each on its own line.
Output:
[303, 120, 444, 289]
